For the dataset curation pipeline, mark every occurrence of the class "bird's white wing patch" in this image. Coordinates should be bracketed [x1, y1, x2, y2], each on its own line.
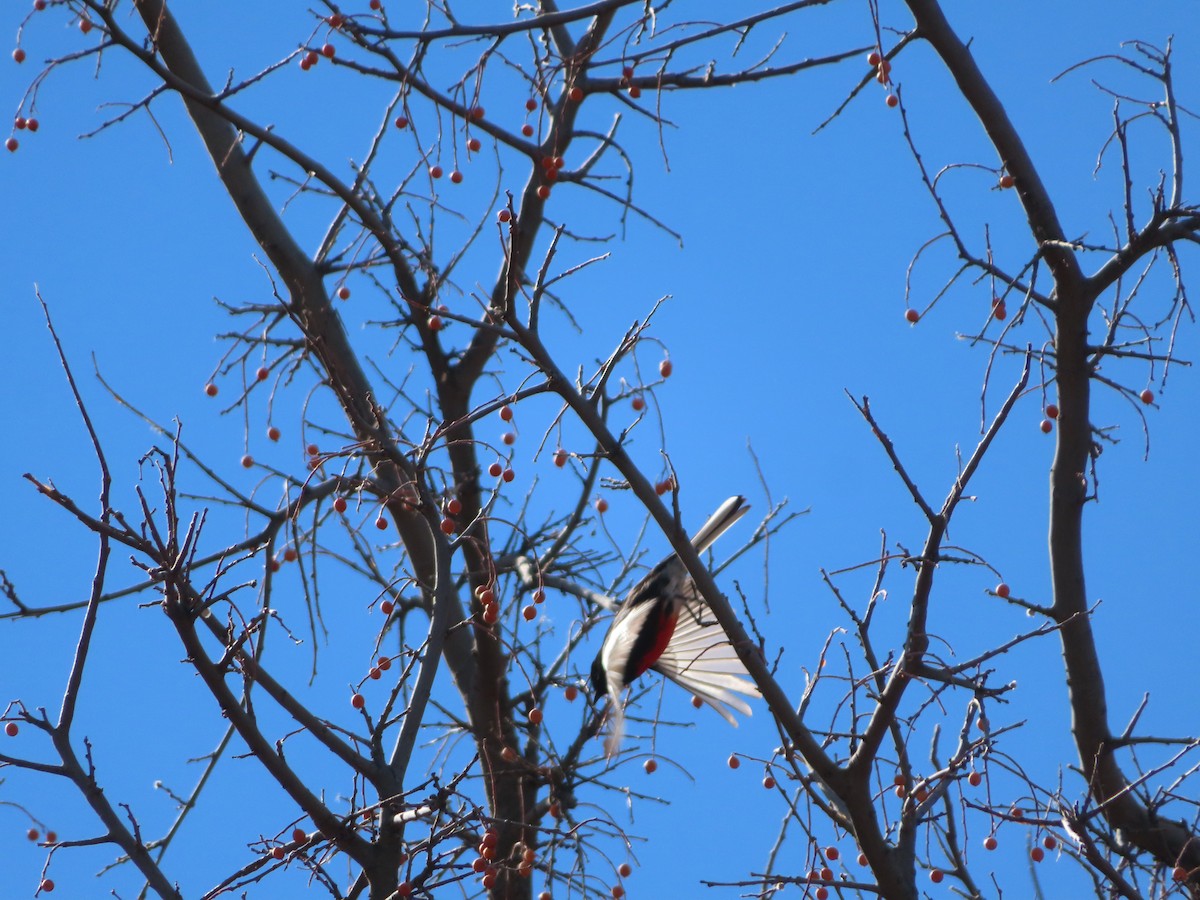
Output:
[652, 591, 759, 725]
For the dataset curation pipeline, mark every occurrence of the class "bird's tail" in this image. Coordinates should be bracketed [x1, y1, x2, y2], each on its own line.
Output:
[689, 495, 750, 555]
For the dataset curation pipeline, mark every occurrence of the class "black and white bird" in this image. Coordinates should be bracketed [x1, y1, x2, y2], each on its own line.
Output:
[590, 495, 760, 757]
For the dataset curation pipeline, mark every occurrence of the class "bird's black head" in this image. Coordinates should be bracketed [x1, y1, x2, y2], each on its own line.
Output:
[590, 651, 608, 697]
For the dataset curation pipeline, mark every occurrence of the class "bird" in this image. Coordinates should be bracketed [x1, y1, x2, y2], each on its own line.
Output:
[590, 495, 760, 757]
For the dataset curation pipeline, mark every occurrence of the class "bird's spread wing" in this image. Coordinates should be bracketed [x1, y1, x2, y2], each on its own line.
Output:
[651, 588, 760, 726]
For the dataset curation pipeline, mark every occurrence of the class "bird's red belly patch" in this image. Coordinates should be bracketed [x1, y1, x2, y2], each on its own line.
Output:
[631, 608, 677, 679]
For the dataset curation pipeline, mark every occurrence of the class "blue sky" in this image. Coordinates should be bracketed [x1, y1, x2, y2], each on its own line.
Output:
[3, 2, 1200, 897]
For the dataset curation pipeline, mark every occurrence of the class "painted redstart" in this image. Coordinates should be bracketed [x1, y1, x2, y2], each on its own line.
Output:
[590, 495, 759, 756]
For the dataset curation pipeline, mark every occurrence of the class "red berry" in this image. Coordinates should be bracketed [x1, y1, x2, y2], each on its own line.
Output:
[397, 882, 413, 897]
[305, 50, 319, 67]
[380, 600, 394, 615]
[568, 86, 584, 102]
[691, 695, 703, 709]
[35, 0, 47, 9]
[498, 209, 512, 223]
[440, 517, 455, 535]
[428, 314, 443, 331]
[643, 758, 657, 774]
[4, 137, 16, 152]
[25, 118, 39, 132]
[327, 14, 344, 27]
[375, 516, 388, 530]
[482, 603, 499, 624]
[333, 496, 348, 513]
[522, 123, 534, 137]
[45, 831, 56, 843]
[868, 51, 882, 67]
[266, 426, 281, 442]
[1140, 388, 1154, 404]
[564, 684, 578, 701]
[553, 449, 568, 467]
[445, 498, 462, 515]
[858, 853, 868, 866]
[1045, 403, 1059, 419]
[369, 0, 381, 8]
[999, 174, 1015, 189]
[307, 443, 319, 456]
[293, 828, 307, 843]
[300, 57, 313, 71]
[13, 48, 26, 63]
[595, 497, 608, 514]
[256, 366, 269, 381]
[622, 66, 634, 79]
[489, 462, 503, 477]
[499, 405, 514, 422]
[39, 880, 54, 893]
[1043, 835, 1057, 850]
[1173, 866, 1188, 882]
[1031, 847, 1045, 862]
[968, 771, 982, 786]
[241, 454, 253, 468]
[321, 43, 335, 58]
[269, 558, 281, 572]
[728, 754, 740, 769]
[815, 890, 828, 900]
[378, 656, 392, 671]
[27, 828, 38, 841]
[825, 847, 840, 861]
[628, 85, 642, 99]
[450, 170, 463, 184]
[995, 583, 1010, 598]
[502, 468, 515, 483]
[467, 137, 481, 151]
[502, 432, 516, 445]
[993, 301, 1007, 321]
[394, 116, 408, 130]
[984, 836, 997, 851]
[1040, 419, 1053, 433]
[618, 862, 632, 878]
[429, 164, 443, 179]
[369, 666, 382, 680]
[351, 693, 365, 709]
[659, 358, 673, 378]
[631, 395, 645, 411]
[528, 707, 543, 724]
[611, 886, 624, 900]
[471, 106, 485, 120]
[79, 17, 92, 33]
[526, 98, 538, 111]
[14, 117, 25, 130]
[5, 722, 18, 737]
[886, 94, 899, 108]
[337, 285, 350, 300]
[537, 185, 551, 199]
[763, 776, 776, 790]
[930, 869, 944, 883]
[905, 308, 919, 323]
[283, 547, 298, 563]
[272, 846, 286, 860]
